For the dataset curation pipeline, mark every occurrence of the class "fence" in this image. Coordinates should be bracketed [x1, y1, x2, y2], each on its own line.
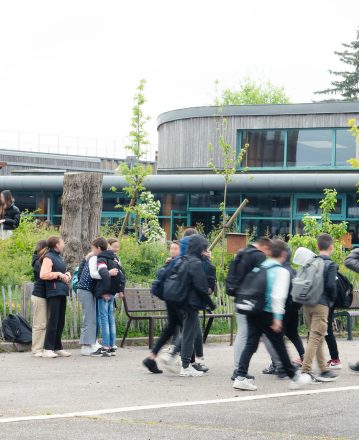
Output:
[0, 283, 234, 341]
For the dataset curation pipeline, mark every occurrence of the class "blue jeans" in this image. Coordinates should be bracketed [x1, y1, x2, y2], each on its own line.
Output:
[97, 297, 116, 348]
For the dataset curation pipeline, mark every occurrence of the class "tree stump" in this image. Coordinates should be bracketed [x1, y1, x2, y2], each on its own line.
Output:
[61, 172, 103, 272]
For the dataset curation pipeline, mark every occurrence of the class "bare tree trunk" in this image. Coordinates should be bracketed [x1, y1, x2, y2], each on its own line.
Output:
[61, 173, 103, 272]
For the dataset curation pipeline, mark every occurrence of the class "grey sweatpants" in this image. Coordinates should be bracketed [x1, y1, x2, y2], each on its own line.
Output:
[179, 309, 200, 368]
[78, 289, 97, 345]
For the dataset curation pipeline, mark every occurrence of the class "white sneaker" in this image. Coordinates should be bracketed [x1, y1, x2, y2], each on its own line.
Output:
[81, 346, 93, 356]
[159, 352, 180, 373]
[180, 364, 204, 377]
[33, 351, 43, 358]
[233, 377, 257, 391]
[42, 350, 58, 358]
[288, 372, 313, 390]
[93, 341, 102, 351]
[55, 350, 72, 357]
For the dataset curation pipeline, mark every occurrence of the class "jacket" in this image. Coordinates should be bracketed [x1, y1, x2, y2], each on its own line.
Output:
[94, 250, 125, 297]
[184, 235, 210, 310]
[262, 259, 290, 320]
[31, 253, 46, 298]
[2, 204, 20, 230]
[345, 248, 359, 274]
[238, 245, 267, 281]
[40, 249, 69, 298]
[318, 255, 337, 308]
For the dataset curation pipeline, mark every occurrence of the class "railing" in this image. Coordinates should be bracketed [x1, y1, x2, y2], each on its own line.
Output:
[0, 283, 235, 341]
[0, 129, 157, 162]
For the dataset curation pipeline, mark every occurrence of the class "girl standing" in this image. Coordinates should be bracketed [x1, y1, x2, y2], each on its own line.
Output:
[0, 190, 20, 239]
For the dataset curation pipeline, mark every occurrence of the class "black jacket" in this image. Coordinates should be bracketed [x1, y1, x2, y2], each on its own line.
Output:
[184, 235, 211, 311]
[2, 204, 20, 230]
[238, 245, 267, 280]
[344, 248, 359, 274]
[43, 250, 69, 298]
[31, 253, 46, 298]
[318, 255, 337, 308]
[94, 250, 125, 298]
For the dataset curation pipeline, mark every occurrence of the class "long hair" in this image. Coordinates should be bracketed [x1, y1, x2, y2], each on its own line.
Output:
[34, 239, 47, 255]
[0, 190, 14, 219]
[39, 236, 62, 262]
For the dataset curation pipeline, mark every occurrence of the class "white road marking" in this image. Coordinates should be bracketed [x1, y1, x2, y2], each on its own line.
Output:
[1, 385, 359, 425]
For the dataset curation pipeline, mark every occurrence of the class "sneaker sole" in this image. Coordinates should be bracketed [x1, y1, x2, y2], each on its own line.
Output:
[328, 365, 342, 370]
[233, 384, 257, 391]
[316, 376, 338, 382]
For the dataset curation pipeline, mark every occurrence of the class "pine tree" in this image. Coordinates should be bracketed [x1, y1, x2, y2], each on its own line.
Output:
[315, 30, 359, 101]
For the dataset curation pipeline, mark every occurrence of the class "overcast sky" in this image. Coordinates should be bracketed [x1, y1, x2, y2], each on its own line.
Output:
[0, 0, 358, 156]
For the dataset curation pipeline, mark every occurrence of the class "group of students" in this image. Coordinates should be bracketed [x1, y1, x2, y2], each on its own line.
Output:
[31, 236, 125, 358]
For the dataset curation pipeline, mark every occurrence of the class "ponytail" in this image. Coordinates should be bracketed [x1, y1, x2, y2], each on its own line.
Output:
[39, 236, 61, 262]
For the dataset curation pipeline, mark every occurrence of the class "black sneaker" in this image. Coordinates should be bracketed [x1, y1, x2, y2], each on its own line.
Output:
[262, 364, 277, 375]
[109, 348, 117, 357]
[90, 348, 105, 357]
[191, 363, 209, 373]
[277, 369, 288, 379]
[316, 370, 338, 382]
[349, 362, 359, 372]
[143, 358, 163, 374]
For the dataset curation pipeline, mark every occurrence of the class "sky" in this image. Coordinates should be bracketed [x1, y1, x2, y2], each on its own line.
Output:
[0, 0, 358, 158]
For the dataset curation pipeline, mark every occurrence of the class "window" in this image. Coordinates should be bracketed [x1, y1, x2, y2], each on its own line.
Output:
[102, 194, 128, 212]
[347, 223, 359, 246]
[190, 192, 241, 208]
[296, 197, 342, 216]
[242, 130, 285, 167]
[157, 193, 187, 215]
[14, 192, 44, 214]
[287, 129, 332, 167]
[347, 194, 359, 218]
[336, 129, 358, 166]
[242, 219, 290, 239]
[242, 194, 290, 217]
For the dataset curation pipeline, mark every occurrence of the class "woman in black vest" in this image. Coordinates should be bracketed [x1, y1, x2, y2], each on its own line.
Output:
[40, 236, 72, 358]
[0, 190, 20, 239]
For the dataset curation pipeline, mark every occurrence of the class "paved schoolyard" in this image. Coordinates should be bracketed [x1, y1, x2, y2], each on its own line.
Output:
[1, 339, 359, 439]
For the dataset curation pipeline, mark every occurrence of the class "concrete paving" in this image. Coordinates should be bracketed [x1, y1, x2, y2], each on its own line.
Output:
[1, 339, 359, 439]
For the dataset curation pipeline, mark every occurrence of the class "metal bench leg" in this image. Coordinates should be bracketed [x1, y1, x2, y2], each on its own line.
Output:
[229, 315, 234, 346]
[148, 318, 154, 349]
[203, 317, 214, 344]
[121, 319, 132, 348]
[347, 315, 353, 341]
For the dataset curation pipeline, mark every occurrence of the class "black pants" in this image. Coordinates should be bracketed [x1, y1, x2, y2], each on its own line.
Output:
[283, 308, 305, 359]
[152, 303, 182, 356]
[178, 308, 199, 368]
[44, 296, 67, 351]
[237, 312, 296, 379]
[325, 307, 339, 360]
[174, 315, 204, 361]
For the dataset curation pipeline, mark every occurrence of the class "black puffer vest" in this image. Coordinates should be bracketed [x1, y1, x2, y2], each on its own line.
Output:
[44, 250, 69, 298]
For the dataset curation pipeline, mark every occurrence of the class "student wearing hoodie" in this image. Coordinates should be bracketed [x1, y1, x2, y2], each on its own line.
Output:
[31, 239, 48, 357]
[178, 234, 211, 377]
[92, 242, 125, 357]
[344, 247, 359, 372]
[233, 240, 300, 391]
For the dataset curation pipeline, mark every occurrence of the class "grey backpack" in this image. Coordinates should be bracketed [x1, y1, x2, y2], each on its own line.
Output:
[291, 256, 325, 306]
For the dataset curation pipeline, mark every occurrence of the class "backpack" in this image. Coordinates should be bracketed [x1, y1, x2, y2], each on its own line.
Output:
[334, 272, 353, 308]
[226, 248, 257, 297]
[2, 314, 32, 344]
[235, 265, 275, 315]
[72, 266, 79, 293]
[151, 263, 172, 300]
[162, 256, 189, 304]
[291, 256, 325, 306]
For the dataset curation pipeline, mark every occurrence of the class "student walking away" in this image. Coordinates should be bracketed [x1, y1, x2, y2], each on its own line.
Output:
[31, 239, 48, 357]
[77, 237, 119, 356]
[93, 244, 125, 357]
[233, 240, 300, 391]
[177, 234, 211, 377]
[344, 247, 359, 372]
[227, 237, 272, 381]
[40, 236, 72, 358]
[262, 247, 305, 377]
[143, 241, 183, 374]
[0, 190, 20, 239]
[292, 234, 338, 385]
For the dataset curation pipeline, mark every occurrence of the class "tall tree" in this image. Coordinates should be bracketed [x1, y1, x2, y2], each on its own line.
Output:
[214, 78, 290, 105]
[315, 30, 359, 101]
[116, 79, 153, 239]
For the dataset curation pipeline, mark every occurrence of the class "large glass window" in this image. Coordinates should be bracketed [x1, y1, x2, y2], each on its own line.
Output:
[242, 130, 285, 167]
[190, 193, 241, 208]
[14, 192, 44, 214]
[157, 193, 187, 216]
[296, 197, 342, 216]
[347, 194, 359, 218]
[336, 129, 358, 166]
[242, 194, 290, 217]
[102, 194, 128, 212]
[287, 129, 332, 167]
[242, 219, 290, 240]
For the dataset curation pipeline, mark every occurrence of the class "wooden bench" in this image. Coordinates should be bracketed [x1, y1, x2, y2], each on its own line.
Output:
[334, 290, 359, 340]
[120, 288, 235, 349]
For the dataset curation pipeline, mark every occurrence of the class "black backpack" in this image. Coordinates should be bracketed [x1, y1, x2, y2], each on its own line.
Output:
[226, 249, 252, 297]
[2, 314, 32, 344]
[163, 256, 189, 304]
[334, 272, 353, 309]
[151, 263, 172, 300]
